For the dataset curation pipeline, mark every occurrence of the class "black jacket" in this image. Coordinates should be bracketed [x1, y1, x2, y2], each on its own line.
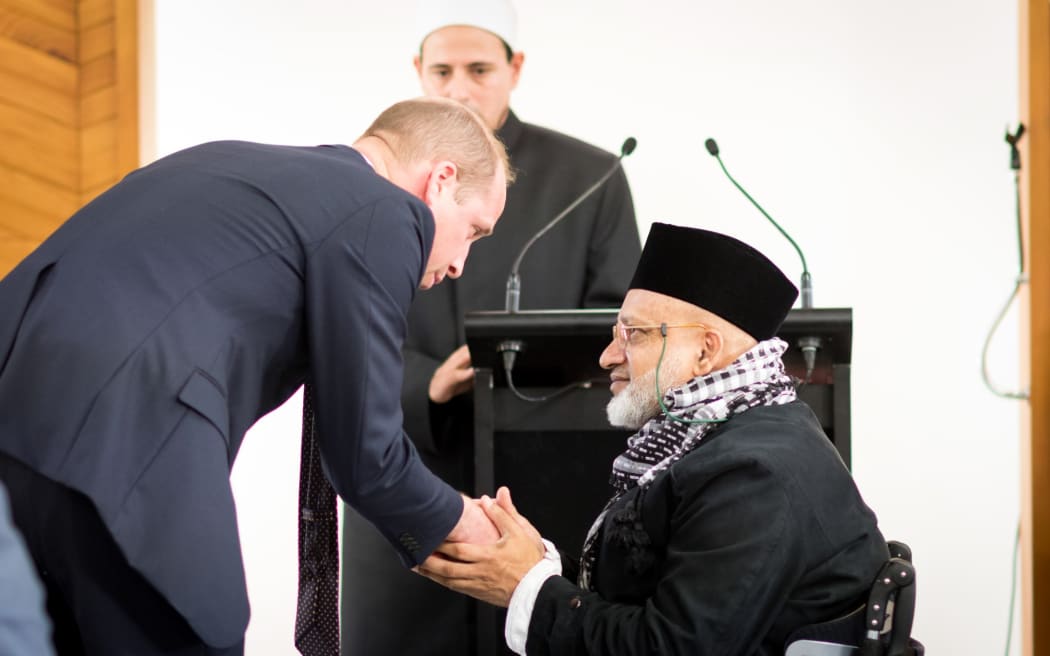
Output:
[0, 141, 462, 647]
[526, 402, 887, 656]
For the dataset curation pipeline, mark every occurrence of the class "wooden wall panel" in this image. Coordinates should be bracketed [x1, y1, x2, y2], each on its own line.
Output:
[1020, 1, 1050, 655]
[80, 51, 114, 93]
[0, 37, 76, 91]
[113, 0, 137, 175]
[0, 4, 75, 61]
[0, 99, 78, 154]
[0, 68, 77, 123]
[80, 121, 117, 189]
[2, 0, 74, 31]
[79, 0, 113, 29]
[0, 164, 80, 218]
[0, 201, 67, 242]
[0, 133, 79, 188]
[0, 0, 138, 276]
[80, 85, 116, 123]
[79, 19, 112, 61]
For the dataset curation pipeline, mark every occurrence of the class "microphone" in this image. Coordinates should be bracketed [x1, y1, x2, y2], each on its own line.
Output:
[1006, 123, 1025, 171]
[704, 137, 820, 380]
[504, 137, 637, 313]
[704, 138, 812, 308]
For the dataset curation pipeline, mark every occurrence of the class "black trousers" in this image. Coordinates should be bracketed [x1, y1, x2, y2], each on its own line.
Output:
[0, 452, 244, 656]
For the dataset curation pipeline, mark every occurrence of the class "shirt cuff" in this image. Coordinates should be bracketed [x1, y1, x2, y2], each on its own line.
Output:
[504, 538, 561, 655]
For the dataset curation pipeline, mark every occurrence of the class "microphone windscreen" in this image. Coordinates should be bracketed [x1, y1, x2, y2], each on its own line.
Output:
[704, 138, 719, 156]
[621, 137, 637, 157]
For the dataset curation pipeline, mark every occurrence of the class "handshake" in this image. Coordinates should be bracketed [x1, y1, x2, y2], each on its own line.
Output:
[416, 487, 548, 608]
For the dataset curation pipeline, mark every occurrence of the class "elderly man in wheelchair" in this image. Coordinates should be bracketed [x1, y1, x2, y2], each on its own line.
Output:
[418, 225, 923, 656]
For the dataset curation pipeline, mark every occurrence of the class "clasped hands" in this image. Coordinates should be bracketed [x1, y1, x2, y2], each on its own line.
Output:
[421, 487, 547, 608]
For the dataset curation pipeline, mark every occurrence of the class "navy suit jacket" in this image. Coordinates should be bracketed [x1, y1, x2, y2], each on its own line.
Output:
[0, 141, 463, 647]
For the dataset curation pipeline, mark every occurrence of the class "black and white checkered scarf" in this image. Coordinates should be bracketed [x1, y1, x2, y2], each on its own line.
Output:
[577, 337, 797, 590]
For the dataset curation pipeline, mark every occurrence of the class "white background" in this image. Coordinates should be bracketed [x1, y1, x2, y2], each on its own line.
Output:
[148, 1, 1023, 653]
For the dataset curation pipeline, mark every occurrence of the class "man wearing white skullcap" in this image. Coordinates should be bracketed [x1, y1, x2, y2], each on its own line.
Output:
[341, 1, 642, 654]
[412, 0, 521, 131]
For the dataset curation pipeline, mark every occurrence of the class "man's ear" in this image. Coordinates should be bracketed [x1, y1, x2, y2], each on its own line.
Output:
[423, 160, 458, 205]
[413, 53, 424, 79]
[692, 328, 724, 377]
[509, 52, 525, 89]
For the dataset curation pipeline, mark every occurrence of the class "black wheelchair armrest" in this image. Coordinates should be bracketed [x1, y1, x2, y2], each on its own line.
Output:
[860, 558, 915, 656]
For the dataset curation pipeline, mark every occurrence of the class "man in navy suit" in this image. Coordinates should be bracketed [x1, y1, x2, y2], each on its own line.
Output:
[0, 96, 509, 655]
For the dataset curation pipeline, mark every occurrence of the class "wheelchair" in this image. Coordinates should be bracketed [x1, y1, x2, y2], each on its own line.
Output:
[784, 541, 925, 656]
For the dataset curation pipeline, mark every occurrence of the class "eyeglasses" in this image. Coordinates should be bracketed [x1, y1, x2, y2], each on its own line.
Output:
[610, 321, 707, 349]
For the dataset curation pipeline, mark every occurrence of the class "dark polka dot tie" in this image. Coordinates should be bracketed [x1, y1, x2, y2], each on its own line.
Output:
[294, 385, 339, 656]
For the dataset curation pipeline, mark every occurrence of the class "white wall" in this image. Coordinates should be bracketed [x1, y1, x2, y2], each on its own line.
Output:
[150, 1, 1023, 653]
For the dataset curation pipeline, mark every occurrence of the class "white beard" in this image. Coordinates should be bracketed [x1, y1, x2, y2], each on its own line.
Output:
[606, 350, 692, 430]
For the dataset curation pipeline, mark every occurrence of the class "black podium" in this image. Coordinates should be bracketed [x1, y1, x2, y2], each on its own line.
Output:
[464, 307, 853, 654]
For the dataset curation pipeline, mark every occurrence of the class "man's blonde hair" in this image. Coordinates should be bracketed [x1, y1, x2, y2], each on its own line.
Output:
[361, 97, 513, 201]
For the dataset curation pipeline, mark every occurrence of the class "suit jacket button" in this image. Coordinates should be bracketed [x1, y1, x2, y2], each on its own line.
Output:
[398, 532, 421, 555]
[568, 596, 582, 609]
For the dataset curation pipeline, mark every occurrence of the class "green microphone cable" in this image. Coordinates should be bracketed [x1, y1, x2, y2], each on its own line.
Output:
[654, 324, 727, 425]
[980, 123, 1029, 401]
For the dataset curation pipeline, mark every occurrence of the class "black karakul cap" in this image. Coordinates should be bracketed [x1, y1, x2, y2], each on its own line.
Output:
[629, 223, 799, 340]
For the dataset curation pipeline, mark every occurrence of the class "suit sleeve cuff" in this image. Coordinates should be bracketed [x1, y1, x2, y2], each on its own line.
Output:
[504, 539, 561, 655]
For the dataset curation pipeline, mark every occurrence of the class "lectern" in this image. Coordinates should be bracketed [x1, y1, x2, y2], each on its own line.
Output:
[464, 306, 853, 655]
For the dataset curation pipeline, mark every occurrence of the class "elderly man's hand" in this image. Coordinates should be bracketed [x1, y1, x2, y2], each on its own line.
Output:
[417, 487, 545, 607]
